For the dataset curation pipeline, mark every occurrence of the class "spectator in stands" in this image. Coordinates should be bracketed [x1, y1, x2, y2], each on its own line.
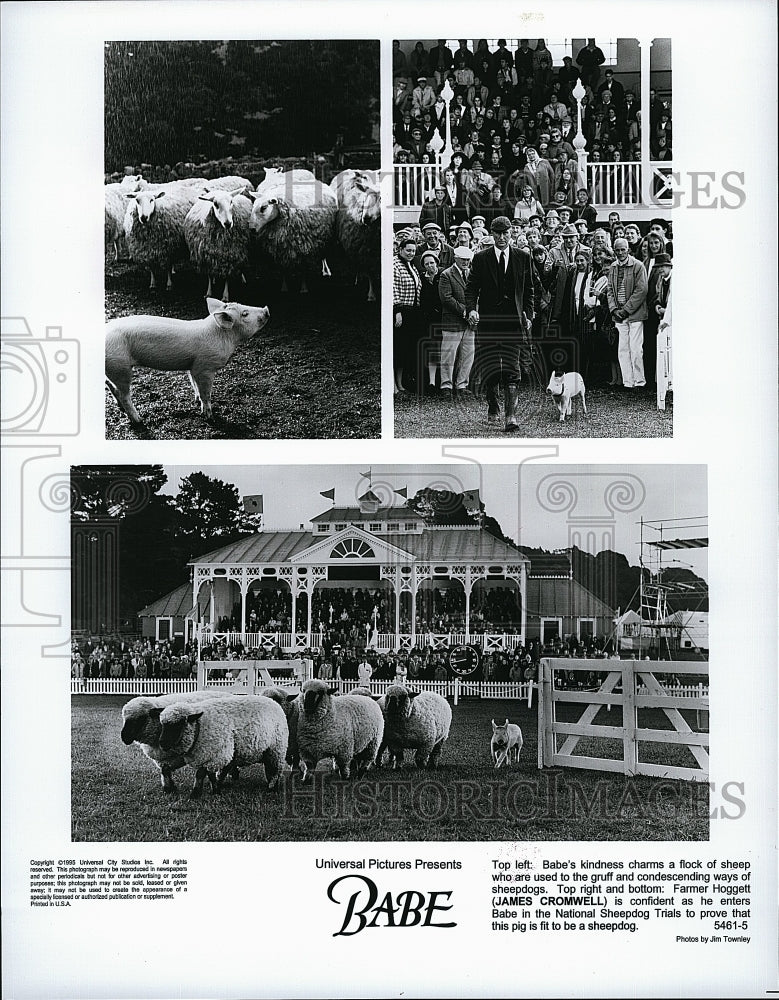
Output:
[419, 183, 453, 233]
[607, 237, 649, 390]
[393, 40, 408, 79]
[533, 38, 553, 87]
[576, 38, 606, 88]
[454, 39, 474, 70]
[512, 182, 544, 222]
[624, 222, 643, 257]
[393, 236, 422, 393]
[415, 222, 454, 274]
[429, 39, 454, 85]
[520, 146, 556, 206]
[409, 41, 429, 79]
[597, 69, 625, 109]
[412, 77, 436, 115]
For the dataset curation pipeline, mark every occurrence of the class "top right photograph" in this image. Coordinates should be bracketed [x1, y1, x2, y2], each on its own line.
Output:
[392, 38, 672, 438]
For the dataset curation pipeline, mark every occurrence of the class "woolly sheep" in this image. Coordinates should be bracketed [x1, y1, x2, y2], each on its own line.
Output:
[202, 175, 253, 193]
[329, 169, 381, 301]
[260, 685, 301, 766]
[105, 176, 147, 261]
[248, 171, 337, 292]
[124, 181, 204, 291]
[158, 694, 288, 799]
[184, 188, 253, 301]
[379, 685, 452, 769]
[120, 689, 232, 793]
[296, 678, 383, 781]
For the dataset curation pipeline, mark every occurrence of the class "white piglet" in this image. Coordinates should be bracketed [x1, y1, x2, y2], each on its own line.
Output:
[547, 370, 586, 422]
[491, 719, 523, 768]
[106, 297, 270, 425]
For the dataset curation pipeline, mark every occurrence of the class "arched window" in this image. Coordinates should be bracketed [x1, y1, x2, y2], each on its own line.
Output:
[330, 538, 376, 559]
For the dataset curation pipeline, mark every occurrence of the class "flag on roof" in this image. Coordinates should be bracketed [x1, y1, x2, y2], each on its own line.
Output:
[394, 486, 408, 499]
[242, 494, 263, 514]
[320, 488, 336, 501]
[461, 488, 481, 512]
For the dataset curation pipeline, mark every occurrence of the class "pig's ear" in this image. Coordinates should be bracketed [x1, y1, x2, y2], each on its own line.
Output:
[210, 305, 236, 329]
[206, 297, 228, 315]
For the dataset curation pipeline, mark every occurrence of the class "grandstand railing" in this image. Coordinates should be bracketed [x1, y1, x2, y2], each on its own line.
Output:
[196, 630, 525, 651]
[393, 161, 673, 211]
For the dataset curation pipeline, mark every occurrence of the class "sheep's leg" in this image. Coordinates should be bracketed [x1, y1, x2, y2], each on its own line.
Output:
[166, 269, 174, 291]
[298, 758, 312, 783]
[321, 258, 331, 278]
[149, 269, 157, 291]
[428, 739, 445, 769]
[207, 769, 222, 793]
[262, 747, 284, 790]
[334, 754, 351, 780]
[300, 277, 309, 294]
[106, 372, 144, 426]
[221, 278, 230, 302]
[191, 368, 215, 419]
[114, 241, 120, 262]
[414, 749, 431, 769]
[160, 764, 177, 793]
[367, 276, 376, 303]
[205, 276, 213, 298]
[189, 766, 208, 799]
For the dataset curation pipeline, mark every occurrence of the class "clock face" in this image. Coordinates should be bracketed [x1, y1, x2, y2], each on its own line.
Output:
[448, 644, 481, 676]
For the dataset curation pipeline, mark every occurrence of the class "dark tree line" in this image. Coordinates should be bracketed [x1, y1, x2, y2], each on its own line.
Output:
[105, 40, 379, 171]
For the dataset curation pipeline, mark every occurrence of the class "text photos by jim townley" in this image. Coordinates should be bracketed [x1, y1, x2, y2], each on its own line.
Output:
[71, 464, 708, 843]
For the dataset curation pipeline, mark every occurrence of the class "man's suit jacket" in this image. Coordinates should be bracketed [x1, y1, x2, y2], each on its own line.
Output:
[438, 263, 469, 330]
[465, 245, 537, 326]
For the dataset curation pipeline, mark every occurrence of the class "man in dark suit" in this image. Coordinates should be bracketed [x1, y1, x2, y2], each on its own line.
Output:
[438, 246, 475, 400]
[465, 216, 537, 430]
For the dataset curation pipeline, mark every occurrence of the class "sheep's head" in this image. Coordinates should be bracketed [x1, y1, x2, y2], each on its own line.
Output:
[199, 189, 235, 229]
[129, 189, 165, 224]
[301, 679, 337, 720]
[120, 697, 158, 744]
[250, 196, 283, 233]
[158, 705, 203, 752]
[353, 172, 381, 224]
[384, 684, 419, 721]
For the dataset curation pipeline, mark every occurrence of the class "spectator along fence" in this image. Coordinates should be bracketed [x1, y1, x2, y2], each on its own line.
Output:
[537, 658, 709, 782]
[200, 630, 527, 652]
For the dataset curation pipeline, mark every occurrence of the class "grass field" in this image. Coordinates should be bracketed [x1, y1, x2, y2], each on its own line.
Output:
[72, 695, 708, 843]
[395, 384, 672, 438]
[105, 255, 380, 440]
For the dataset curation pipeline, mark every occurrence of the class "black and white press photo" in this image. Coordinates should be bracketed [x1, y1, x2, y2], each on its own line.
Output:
[104, 40, 380, 440]
[391, 37, 673, 438]
[71, 463, 709, 843]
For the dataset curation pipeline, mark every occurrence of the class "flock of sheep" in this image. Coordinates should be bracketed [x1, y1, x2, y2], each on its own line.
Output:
[105, 167, 381, 301]
[120, 679, 452, 799]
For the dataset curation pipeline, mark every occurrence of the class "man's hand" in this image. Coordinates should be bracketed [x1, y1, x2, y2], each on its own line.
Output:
[468, 309, 480, 327]
[395, 311, 403, 328]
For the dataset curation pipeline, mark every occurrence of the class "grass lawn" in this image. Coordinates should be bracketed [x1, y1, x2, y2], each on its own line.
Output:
[105, 256, 380, 440]
[72, 696, 708, 843]
[394, 385, 672, 438]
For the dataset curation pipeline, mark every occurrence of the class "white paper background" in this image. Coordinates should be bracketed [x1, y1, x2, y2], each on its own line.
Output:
[1, 1, 777, 997]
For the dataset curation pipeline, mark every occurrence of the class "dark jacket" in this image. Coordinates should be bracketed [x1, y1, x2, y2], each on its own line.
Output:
[465, 245, 537, 323]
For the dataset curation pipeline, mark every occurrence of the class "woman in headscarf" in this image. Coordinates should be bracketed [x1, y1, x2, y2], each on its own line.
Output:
[519, 145, 556, 206]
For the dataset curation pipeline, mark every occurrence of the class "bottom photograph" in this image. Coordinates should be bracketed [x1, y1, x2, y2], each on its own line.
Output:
[70, 463, 709, 843]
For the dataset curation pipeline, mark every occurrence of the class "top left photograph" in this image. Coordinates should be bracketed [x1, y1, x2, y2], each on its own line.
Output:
[104, 39, 380, 440]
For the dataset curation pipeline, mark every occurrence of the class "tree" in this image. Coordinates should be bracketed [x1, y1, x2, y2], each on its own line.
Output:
[71, 465, 167, 520]
[174, 472, 244, 546]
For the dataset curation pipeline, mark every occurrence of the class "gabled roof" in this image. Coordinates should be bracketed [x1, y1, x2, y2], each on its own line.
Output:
[189, 527, 528, 565]
[527, 578, 615, 617]
[137, 583, 193, 618]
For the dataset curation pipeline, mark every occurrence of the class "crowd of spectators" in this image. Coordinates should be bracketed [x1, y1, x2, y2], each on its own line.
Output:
[394, 206, 672, 396]
[71, 634, 198, 679]
[393, 38, 671, 181]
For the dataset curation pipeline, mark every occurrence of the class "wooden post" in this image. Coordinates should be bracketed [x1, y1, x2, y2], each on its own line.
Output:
[622, 660, 638, 776]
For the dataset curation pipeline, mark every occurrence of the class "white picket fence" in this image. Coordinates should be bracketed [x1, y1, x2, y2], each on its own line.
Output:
[71, 675, 535, 707]
[198, 630, 526, 652]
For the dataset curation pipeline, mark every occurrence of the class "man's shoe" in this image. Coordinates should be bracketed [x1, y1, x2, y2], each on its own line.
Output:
[504, 384, 520, 431]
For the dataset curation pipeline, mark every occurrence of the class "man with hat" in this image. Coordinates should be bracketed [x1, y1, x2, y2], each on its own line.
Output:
[405, 124, 427, 162]
[644, 252, 672, 387]
[419, 183, 453, 234]
[465, 215, 537, 430]
[607, 237, 648, 390]
[414, 222, 454, 277]
[412, 76, 436, 114]
[557, 222, 581, 266]
[438, 245, 476, 401]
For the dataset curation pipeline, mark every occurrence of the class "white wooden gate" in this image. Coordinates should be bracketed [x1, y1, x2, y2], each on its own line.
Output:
[537, 657, 709, 782]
